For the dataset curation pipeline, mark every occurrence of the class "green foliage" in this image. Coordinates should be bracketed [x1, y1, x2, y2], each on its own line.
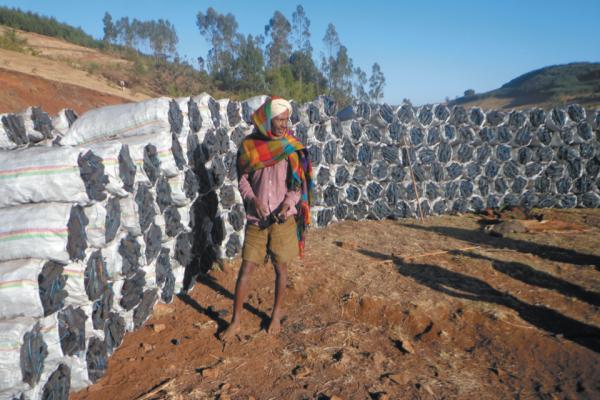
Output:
[0, 6, 103, 49]
[0, 28, 28, 52]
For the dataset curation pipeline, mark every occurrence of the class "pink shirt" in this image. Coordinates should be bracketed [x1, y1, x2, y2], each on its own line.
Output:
[238, 159, 301, 225]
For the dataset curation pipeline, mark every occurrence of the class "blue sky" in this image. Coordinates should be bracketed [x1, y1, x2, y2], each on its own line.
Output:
[1, 0, 599, 105]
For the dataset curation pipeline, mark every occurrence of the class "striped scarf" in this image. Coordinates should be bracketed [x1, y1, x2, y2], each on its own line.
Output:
[237, 98, 313, 257]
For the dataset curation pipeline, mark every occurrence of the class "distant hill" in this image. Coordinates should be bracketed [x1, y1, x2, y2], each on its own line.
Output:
[450, 62, 600, 110]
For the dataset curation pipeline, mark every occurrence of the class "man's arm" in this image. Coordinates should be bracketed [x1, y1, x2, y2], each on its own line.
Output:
[239, 172, 269, 219]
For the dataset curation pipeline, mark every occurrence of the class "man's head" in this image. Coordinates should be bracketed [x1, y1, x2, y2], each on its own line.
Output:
[270, 98, 292, 137]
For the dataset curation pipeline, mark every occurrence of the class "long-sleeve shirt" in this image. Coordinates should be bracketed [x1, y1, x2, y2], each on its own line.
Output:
[238, 159, 300, 225]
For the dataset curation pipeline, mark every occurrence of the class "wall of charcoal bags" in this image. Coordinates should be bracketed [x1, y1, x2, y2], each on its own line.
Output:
[0, 94, 598, 399]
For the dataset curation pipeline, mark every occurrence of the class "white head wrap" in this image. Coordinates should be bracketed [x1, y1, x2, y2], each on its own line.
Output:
[270, 98, 292, 118]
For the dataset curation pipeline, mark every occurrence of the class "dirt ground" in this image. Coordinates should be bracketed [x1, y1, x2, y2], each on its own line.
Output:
[71, 208, 600, 400]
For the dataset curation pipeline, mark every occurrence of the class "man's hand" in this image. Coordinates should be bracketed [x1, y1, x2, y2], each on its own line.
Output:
[252, 198, 269, 219]
[278, 203, 291, 221]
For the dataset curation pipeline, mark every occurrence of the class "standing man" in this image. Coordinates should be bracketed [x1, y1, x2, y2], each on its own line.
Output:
[219, 97, 313, 340]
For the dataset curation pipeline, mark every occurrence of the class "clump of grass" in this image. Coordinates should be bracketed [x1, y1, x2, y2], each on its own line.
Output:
[0, 28, 27, 52]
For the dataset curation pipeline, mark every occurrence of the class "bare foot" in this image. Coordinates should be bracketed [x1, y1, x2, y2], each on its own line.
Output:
[218, 322, 240, 342]
[267, 317, 281, 335]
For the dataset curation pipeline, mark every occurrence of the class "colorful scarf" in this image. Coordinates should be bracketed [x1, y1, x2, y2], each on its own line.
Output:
[237, 97, 314, 257]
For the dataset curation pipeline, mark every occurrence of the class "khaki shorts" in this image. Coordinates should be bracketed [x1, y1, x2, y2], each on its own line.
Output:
[242, 217, 299, 265]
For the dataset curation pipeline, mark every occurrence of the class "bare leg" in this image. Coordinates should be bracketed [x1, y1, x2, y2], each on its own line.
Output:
[219, 260, 258, 341]
[267, 262, 288, 335]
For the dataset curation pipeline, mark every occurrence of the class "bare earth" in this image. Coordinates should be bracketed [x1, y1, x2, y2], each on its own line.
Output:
[71, 209, 600, 400]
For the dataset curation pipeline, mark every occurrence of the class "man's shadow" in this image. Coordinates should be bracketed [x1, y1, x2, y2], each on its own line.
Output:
[358, 248, 600, 353]
[403, 223, 600, 270]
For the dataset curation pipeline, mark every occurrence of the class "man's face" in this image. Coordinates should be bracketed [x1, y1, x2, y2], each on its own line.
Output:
[271, 110, 290, 136]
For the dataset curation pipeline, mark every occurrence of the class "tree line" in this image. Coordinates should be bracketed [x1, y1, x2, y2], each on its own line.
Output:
[102, 5, 386, 105]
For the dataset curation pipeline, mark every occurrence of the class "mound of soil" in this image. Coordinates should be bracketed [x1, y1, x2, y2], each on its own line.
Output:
[72, 209, 600, 400]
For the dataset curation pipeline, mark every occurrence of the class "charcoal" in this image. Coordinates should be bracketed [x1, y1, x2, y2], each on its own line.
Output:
[432, 162, 445, 182]
[529, 109, 545, 127]
[418, 106, 433, 126]
[432, 199, 447, 215]
[345, 185, 361, 203]
[502, 193, 519, 207]
[538, 195, 557, 208]
[20, 322, 48, 386]
[580, 143, 594, 159]
[460, 180, 474, 197]
[175, 232, 194, 267]
[574, 176, 593, 194]
[323, 140, 338, 164]
[227, 101, 241, 126]
[393, 201, 413, 219]
[566, 159, 582, 179]
[370, 200, 392, 220]
[317, 208, 334, 227]
[119, 233, 142, 278]
[486, 110, 506, 126]
[556, 177, 572, 194]
[545, 162, 564, 178]
[486, 195, 500, 209]
[410, 127, 424, 146]
[476, 144, 492, 163]
[161, 270, 176, 303]
[104, 312, 126, 353]
[512, 176, 528, 193]
[586, 157, 600, 176]
[119, 269, 145, 310]
[444, 181, 459, 199]
[503, 161, 520, 179]
[478, 176, 490, 196]
[155, 175, 172, 212]
[535, 176, 551, 193]
[470, 196, 485, 211]
[135, 184, 156, 232]
[211, 156, 226, 187]
[365, 124, 382, 142]
[366, 182, 383, 202]
[350, 121, 362, 141]
[469, 108, 485, 126]
[559, 194, 577, 208]
[577, 122, 593, 141]
[385, 182, 400, 205]
[78, 150, 108, 201]
[450, 106, 468, 125]
[425, 182, 439, 201]
[334, 203, 349, 220]
[388, 121, 404, 142]
[536, 146, 554, 162]
[58, 306, 86, 356]
[379, 104, 395, 124]
[308, 144, 322, 166]
[334, 166, 351, 186]
[323, 185, 340, 207]
[144, 223, 162, 263]
[444, 125, 456, 141]
[517, 147, 533, 164]
[39, 261, 67, 316]
[225, 234, 242, 258]
[427, 126, 441, 145]
[437, 142, 452, 163]
[537, 127, 553, 146]
[41, 363, 70, 400]
[548, 108, 567, 131]
[457, 144, 473, 162]
[465, 162, 481, 179]
[459, 127, 475, 142]
[581, 192, 600, 208]
[231, 126, 247, 147]
[67, 205, 89, 261]
[119, 145, 136, 193]
[497, 126, 512, 143]
[434, 104, 450, 121]
[419, 148, 436, 164]
[86, 337, 108, 383]
[308, 104, 320, 123]
[521, 191, 538, 208]
[317, 166, 330, 186]
[525, 162, 543, 177]
[315, 122, 329, 142]
[446, 163, 463, 179]
[372, 161, 389, 180]
[508, 111, 527, 130]
[495, 177, 508, 193]
[358, 144, 374, 165]
[85, 250, 109, 301]
[341, 138, 358, 163]
[290, 101, 301, 124]
[401, 147, 417, 167]
[188, 98, 201, 132]
[143, 144, 160, 184]
[451, 199, 468, 213]
[515, 127, 533, 146]
[560, 127, 575, 144]
[397, 104, 415, 123]
[479, 127, 495, 143]
[92, 287, 113, 330]
[390, 164, 406, 181]
[133, 289, 158, 329]
[168, 100, 183, 134]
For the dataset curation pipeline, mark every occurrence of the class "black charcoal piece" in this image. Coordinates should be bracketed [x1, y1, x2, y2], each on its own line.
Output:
[502, 194, 519, 207]
[486, 110, 505, 126]
[184, 169, 200, 199]
[135, 184, 156, 232]
[577, 122, 593, 141]
[133, 289, 159, 329]
[451, 199, 468, 213]
[503, 161, 520, 179]
[308, 145, 322, 166]
[536, 146, 554, 162]
[370, 200, 392, 220]
[308, 103, 320, 123]
[525, 162, 542, 177]
[215, 128, 230, 154]
[487, 195, 500, 209]
[580, 143, 594, 159]
[581, 192, 600, 208]
[432, 200, 447, 215]
[419, 148, 436, 164]
[390, 164, 406, 181]
[566, 159, 582, 179]
[574, 176, 593, 194]
[379, 104, 394, 124]
[497, 126, 512, 143]
[412, 164, 428, 182]
[559, 195, 577, 208]
[444, 181, 459, 199]
[175, 232, 194, 267]
[457, 144, 473, 163]
[529, 109, 545, 128]
[418, 106, 433, 126]
[39, 261, 67, 316]
[372, 161, 389, 180]
[78, 150, 108, 201]
[323, 185, 340, 207]
[86, 337, 108, 383]
[444, 125, 456, 141]
[521, 191, 538, 208]
[31, 107, 53, 140]
[517, 147, 533, 165]
[317, 166, 330, 186]
[356, 102, 370, 120]
[515, 127, 532, 146]
[323, 140, 338, 164]
[535, 176, 551, 194]
[143, 144, 160, 184]
[425, 182, 439, 201]
[397, 104, 415, 123]
[231, 126, 247, 147]
[84, 250, 108, 301]
[168, 100, 183, 134]
[508, 111, 527, 130]
[227, 101, 241, 126]
[58, 306, 86, 356]
[586, 157, 600, 176]
[469, 108, 485, 126]
[41, 363, 70, 400]
[67, 205, 88, 261]
[385, 182, 400, 205]
[92, 287, 113, 330]
[119, 233, 141, 277]
[476, 144, 491, 163]
[144, 223, 162, 263]
[434, 104, 450, 121]
[393, 201, 413, 219]
[226, 233, 242, 258]
[556, 177, 572, 194]
[104, 312, 126, 353]
[358, 144, 373, 165]
[161, 270, 176, 303]
[465, 163, 481, 179]
[120, 269, 145, 310]
[512, 176, 527, 193]
[20, 323, 48, 386]
[478, 177, 490, 196]
[544, 163, 564, 178]
[381, 145, 399, 163]
[345, 185, 361, 203]
[118, 145, 136, 193]
[537, 195, 557, 208]
[334, 203, 348, 220]
[432, 162, 444, 182]
[2, 114, 28, 145]
[228, 204, 245, 232]
[105, 197, 121, 243]
[155, 248, 172, 287]
[460, 180, 473, 197]
[437, 142, 452, 163]
[290, 101, 300, 124]
[341, 138, 357, 163]
[550, 108, 567, 129]
[155, 175, 172, 212]
[219, 185, 237, 209]
[494, 177, 508, 193]
[315, 123, 329, 142]
[188, 98, 201, 132]
[388, 121, 404, 142]
[410, 127, 424, 146]
[450, 106, 468, 125]
[567, 104, 586, 122]
[479, 127, 495, 143]
[366, 182, 384, 202]
[350, 121, 362, 141]
[208, 97, 221, 128]
[446, 163, 463, 179]
[470, 196, 485, 211]
[331, 118, 343, 138]
[537, 128, 552, 146]
[560, 127, 575, 144]
[459, 127, 475, 142]
[317, 208, 334, 227]
[365, 124, 382, 142]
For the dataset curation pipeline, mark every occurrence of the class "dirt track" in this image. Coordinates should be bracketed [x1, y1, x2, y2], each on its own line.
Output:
[72, 209, 600, 400]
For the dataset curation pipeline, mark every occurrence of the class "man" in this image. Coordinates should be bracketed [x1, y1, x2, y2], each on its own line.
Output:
[219, 97, 313, 341]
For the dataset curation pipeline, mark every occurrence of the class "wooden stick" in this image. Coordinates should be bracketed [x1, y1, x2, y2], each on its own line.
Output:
[403, 135, 425, 222]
